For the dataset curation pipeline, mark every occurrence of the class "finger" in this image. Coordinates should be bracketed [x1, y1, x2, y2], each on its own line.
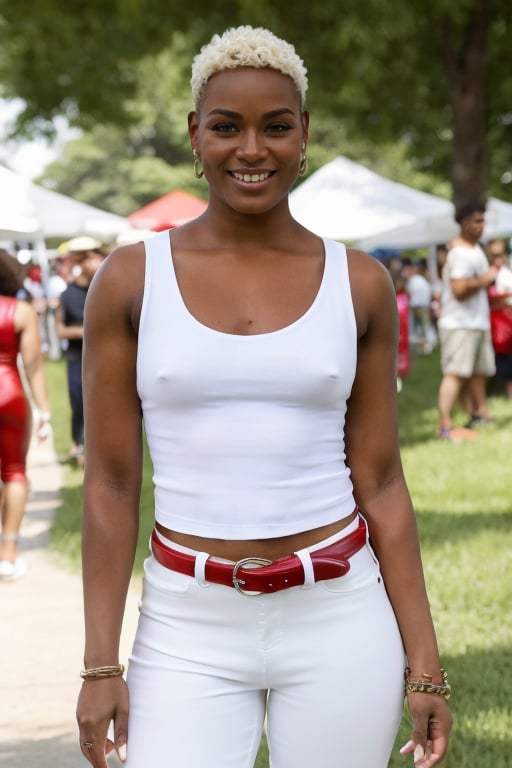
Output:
[399, 739, 416, 756]
[79, 738, 108, 768]
[113, 703, 129, 762]
[411, 722, 428, 751]
[79, 740, 95, 765]
[104, 738, 116, 757]
[409, 708, 429, 759]
[416, 740, 447, 768]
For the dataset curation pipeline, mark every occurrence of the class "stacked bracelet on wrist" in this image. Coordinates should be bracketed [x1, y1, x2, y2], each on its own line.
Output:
[404, 667, 451, 700]
[38, 410, 51, 423]
[80, 664, 125, 681]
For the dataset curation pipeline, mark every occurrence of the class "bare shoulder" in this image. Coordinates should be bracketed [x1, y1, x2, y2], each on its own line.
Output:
[92, 241, 145, 291]
[346, 248, 396, 335]
[346, 247, 392, 287]
[86, 241, 146, 322]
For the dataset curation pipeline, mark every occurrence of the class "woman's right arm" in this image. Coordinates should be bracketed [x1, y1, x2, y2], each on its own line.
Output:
[76, 245, 145, 767]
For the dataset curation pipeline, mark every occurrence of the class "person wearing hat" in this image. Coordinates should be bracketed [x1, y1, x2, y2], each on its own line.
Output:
[55, 237, 105, 462]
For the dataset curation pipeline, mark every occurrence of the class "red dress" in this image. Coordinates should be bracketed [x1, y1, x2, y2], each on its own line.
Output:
[0, 297, 31, 482]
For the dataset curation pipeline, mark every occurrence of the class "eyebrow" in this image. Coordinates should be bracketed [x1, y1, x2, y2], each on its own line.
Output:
[206, 107, 297, 119]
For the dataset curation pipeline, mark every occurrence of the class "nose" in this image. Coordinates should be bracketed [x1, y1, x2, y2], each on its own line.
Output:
[235, 128, 265, 162]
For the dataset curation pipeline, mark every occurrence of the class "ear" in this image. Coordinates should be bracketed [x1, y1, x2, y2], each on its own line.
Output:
[188, 111, 199, 152]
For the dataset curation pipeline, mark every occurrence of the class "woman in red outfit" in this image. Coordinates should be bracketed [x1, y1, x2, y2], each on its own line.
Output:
[0, 249, 51, 580]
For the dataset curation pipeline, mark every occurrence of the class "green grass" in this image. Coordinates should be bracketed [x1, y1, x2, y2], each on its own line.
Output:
[45, 354, 512, 768]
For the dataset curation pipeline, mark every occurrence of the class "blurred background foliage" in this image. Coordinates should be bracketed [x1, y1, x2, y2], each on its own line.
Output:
[0, 0, 510, 215]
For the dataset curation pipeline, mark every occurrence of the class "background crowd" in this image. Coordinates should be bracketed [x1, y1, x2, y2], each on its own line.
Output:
[386, 216, 512, 439]
[1, 207, 511, 572]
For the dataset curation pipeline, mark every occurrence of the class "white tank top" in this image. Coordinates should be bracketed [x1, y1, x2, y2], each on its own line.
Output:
[137, 231, 357, 539]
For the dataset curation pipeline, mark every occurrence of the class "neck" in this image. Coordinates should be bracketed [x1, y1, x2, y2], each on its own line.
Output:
[459, 233, 479, 248]
[198, 199, 304, 247]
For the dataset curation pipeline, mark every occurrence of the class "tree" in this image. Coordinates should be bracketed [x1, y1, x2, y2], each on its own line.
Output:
[35, 36, 208, 216]
[38, 125, 202, 217]
[1, 0, 510, 208]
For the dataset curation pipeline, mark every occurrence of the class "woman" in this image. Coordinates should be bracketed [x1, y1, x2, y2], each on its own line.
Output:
[77, 27, 452, 768]
[0, 249, 51, 580]
[487, 239, 512, 398]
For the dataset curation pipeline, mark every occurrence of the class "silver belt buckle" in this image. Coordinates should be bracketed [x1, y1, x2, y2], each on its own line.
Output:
[232, 557, 273, 595]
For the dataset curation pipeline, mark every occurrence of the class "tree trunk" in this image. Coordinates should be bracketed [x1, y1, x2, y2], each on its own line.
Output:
[436, 1, 490, 213]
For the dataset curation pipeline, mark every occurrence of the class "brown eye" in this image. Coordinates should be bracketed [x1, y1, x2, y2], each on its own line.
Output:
[211, 123, 238, 133]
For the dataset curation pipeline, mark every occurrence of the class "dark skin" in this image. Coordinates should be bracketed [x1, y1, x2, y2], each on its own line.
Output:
[77, 67, 451, 767]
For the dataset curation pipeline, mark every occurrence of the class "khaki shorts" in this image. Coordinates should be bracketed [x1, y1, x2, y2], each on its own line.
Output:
[439, 328, 496, 378]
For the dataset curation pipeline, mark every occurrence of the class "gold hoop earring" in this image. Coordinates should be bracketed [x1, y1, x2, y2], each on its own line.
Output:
[298, 151, 308, 176]
[193, 150, 204, 179]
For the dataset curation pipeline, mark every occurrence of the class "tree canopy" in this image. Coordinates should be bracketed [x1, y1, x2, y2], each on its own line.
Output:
[1, 0, 511, 208]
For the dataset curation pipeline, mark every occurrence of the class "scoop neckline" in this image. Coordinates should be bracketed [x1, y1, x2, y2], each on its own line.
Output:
[167, 237, 330, 339]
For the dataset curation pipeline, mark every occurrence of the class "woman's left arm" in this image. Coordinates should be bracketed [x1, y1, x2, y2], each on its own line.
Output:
[16, 299, 51, 438]
[345, 250, 452, 767]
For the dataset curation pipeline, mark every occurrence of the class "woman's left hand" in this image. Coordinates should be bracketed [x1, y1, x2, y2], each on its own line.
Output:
[400, 693, 452, 766]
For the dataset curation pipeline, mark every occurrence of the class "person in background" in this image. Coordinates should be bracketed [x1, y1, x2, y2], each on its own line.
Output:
[487, 238, 512, 301]
[0, 249, 51, 581]
[23, 262, 48, 353]
[487, 238, 512, 397]
[76, 26, 451, 768]
[407, 258, 437, 354]
[46, 253, 71, 360]
[55, 236, 105, 463]
[389, 266, 411, 390]
[437, 203, 498, 439]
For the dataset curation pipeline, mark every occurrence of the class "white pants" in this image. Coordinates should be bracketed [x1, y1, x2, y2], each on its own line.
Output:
[126, 518, 405, 768]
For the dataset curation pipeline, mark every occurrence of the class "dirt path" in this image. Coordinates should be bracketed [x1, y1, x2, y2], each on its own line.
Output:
[0, 433, 140, 768]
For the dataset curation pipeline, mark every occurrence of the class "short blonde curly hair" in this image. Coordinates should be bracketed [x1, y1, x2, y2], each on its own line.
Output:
[191, 26, 308, 110]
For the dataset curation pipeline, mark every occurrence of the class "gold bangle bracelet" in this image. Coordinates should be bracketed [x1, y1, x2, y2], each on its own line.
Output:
[404, 667, 451, 700]
[80, 664, 125, 681]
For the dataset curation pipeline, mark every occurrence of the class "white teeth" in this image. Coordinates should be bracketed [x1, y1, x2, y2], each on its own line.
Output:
[233, 172, 269, 182]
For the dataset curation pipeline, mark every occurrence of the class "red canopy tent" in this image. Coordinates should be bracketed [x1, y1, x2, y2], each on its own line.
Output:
[128, 189, 208, 231]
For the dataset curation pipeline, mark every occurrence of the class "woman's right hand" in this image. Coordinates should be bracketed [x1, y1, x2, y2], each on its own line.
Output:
[76, 677, 129, 766]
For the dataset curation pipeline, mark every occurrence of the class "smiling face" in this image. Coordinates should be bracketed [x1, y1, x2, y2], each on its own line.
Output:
[188, 67, 308, 216]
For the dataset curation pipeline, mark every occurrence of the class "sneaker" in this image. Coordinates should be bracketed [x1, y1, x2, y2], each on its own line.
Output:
[439, 426, 480, 442]
[0, 558, 27, 581]
[69, 444, 83, 459]
[464, 414, 494, 429]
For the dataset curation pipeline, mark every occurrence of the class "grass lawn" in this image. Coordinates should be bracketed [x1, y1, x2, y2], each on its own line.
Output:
[45, 352, 512, 768]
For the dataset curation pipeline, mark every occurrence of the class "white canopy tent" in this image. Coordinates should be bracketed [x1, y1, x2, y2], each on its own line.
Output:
[356, 196, 512, 251]
[289, 156, 453, 242]
[0, 165, 128, 243]
[0, 166, 41, 240]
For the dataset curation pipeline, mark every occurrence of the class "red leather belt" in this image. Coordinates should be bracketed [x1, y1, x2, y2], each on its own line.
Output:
[151, 515, 367, 595]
